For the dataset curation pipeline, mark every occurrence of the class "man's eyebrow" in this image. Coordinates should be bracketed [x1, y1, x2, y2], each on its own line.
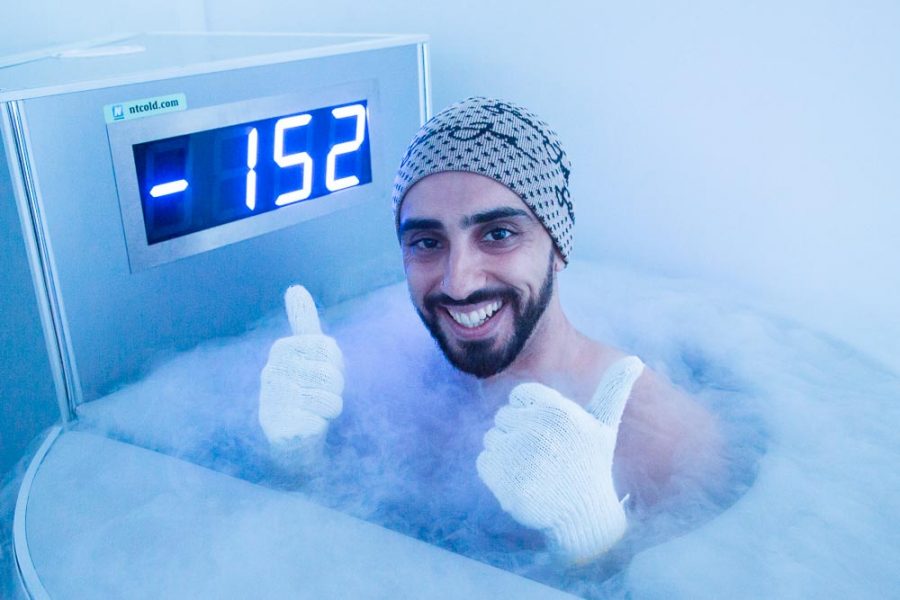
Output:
[398, 218, 444, 237]
[461, 207, 532, 228]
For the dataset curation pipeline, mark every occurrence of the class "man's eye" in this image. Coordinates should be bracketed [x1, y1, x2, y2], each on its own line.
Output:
[411, 238, 440, 250]
[484, 228, 514, 242]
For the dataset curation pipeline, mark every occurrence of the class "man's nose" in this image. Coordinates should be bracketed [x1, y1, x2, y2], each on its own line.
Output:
[440, 246, 486, 301]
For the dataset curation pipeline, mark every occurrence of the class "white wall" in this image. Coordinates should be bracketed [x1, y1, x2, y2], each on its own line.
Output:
[204, 0, 900, 372]
[3, 1, 897, 372]
[0, 0, 205, 57]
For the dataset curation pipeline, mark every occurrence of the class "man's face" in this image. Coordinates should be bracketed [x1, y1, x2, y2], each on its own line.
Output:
[398, 172, 562, 378]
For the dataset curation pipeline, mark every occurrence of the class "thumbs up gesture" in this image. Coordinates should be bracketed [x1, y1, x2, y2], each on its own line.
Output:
[476, 357, 644, 564]
[259, 286, 344, 466]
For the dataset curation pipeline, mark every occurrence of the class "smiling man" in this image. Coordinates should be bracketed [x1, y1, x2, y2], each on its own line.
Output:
[260, 98, 721, 565]
[398, 173, 557, 380]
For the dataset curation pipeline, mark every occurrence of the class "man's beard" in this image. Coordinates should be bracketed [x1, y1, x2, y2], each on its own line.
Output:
[415, 256, 555, 379]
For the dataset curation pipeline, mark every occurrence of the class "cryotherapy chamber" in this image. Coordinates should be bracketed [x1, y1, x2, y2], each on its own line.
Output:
[1, 32, 574, 598]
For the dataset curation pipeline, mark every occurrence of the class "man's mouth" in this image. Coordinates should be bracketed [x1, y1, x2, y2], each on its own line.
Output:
[445, 300, 503, 329]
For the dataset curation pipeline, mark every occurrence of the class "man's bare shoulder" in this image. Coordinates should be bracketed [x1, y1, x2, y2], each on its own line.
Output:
[615, 366, 724, 506]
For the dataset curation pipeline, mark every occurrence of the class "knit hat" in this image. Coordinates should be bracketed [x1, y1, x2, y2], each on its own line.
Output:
[392, 97, 575, 261]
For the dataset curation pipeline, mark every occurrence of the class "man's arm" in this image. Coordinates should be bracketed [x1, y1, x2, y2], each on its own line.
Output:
[615, 368, 725, 508]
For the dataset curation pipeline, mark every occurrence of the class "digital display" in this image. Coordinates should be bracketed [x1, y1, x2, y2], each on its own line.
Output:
[133, 100, 371, 245]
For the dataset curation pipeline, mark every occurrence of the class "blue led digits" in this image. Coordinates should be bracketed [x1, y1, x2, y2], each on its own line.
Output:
[273, 114, 314, 207]
[134, 100, 372, 245]
[246, 127, 258, 211]
[326, 104, 366, 192]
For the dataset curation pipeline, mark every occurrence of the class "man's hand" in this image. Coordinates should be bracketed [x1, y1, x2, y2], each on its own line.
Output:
[476, 358, 644, 563]
[259, 286, 344, 466]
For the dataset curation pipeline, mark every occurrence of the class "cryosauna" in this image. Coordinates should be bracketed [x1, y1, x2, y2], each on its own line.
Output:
[2, 29, 898, 600]
[0, 32, 572, 597]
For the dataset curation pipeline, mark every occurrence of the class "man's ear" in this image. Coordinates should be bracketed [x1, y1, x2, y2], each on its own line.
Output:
[553, 249, 566, 272]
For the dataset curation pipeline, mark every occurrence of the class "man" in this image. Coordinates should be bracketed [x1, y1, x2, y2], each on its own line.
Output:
[259, 98, 720, 565]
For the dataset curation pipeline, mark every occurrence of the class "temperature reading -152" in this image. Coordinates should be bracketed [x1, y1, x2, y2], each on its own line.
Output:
[134, 100, 373, 246]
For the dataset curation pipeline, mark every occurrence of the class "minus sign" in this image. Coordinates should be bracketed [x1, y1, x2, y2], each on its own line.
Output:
[149, 179, 189, 198]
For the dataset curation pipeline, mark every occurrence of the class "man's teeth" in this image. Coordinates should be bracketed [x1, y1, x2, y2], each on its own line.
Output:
[448, 301, 503, 328]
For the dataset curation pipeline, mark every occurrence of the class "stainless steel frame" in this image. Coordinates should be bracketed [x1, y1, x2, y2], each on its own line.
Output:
[108, 79, 381, 272]
[2, 102, 77, 419]
[13, 426, 60, 600]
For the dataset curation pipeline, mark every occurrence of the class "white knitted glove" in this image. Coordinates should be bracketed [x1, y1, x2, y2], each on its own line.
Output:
[259, 286, 344, 467]
[476, 357, 644, 564]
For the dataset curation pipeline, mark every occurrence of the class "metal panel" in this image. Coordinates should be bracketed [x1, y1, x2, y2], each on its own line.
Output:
[108, 80, 380, 271]
[12, 427, 59, 600]
[0, 32, 429, 101]
[19, 43, 424, 403]
[17, 429, 577, 598]
[0, 104, 68, 475]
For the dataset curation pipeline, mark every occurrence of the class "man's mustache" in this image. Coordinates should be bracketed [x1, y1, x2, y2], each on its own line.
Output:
[423, 287, 518, 310]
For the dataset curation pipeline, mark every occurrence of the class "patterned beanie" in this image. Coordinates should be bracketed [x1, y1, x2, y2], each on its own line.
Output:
[392, 97, 575, 261]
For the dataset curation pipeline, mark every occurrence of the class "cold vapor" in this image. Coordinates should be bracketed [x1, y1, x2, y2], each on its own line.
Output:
[62, 259, 900, 598]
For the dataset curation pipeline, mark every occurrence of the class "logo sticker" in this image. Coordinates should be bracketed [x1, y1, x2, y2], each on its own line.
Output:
[104, 93, 187, 123]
